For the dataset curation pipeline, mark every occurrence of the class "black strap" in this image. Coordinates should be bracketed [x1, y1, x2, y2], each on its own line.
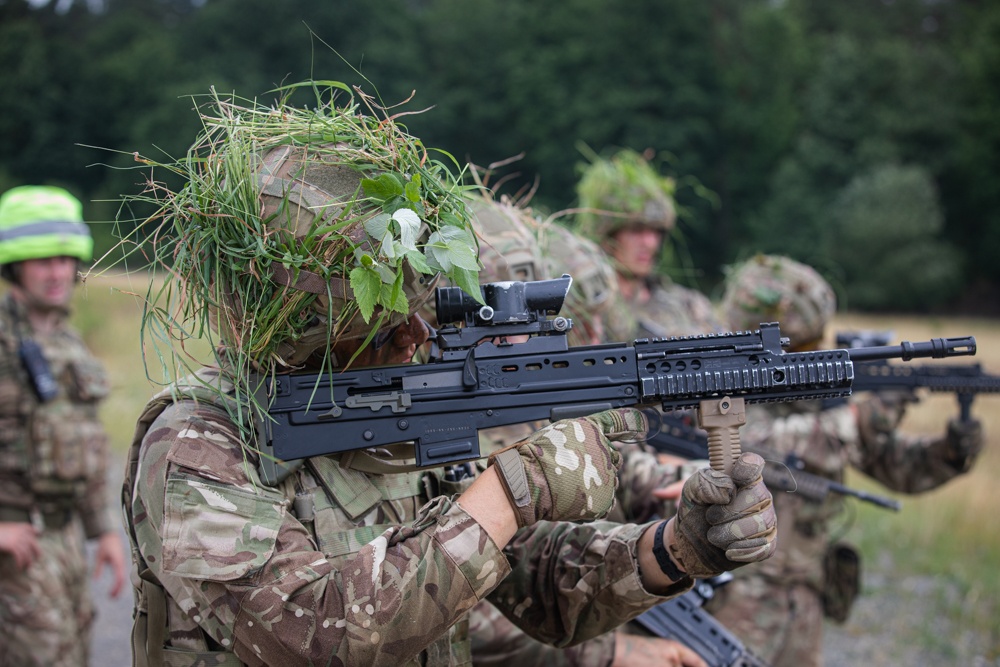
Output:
[653, 520, 686, 581]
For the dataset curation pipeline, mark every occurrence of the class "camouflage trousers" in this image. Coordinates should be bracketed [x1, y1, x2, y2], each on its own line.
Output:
[705, 575, 824, 667]
[0, 519, 93, 667]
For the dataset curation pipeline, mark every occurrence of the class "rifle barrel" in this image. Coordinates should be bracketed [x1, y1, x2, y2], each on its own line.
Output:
[848, 336, 976, 363]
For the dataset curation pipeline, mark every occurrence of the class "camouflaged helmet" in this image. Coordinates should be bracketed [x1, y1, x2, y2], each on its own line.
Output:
[0, 186, 93, 267]
[135, 86, 480, 375]
[245, 144, 442, 367]
[721, 254, 836, 346]
[537, 222, 617, 323]
[469, 196, 541, 284]
[576, 149, 677, 242]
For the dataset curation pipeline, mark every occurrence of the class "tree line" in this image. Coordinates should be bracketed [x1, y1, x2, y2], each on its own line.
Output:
[2, 0, 998, 313]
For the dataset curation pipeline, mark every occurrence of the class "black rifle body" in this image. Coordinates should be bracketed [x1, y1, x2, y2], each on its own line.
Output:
[259, 298, 975, 469]
[633, 575, 772, 667]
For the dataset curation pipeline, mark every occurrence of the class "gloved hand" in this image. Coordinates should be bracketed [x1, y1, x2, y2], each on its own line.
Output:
[945, 418, 984, 470]
[665, 452, 777, 578]
[488, 408, 643, 527]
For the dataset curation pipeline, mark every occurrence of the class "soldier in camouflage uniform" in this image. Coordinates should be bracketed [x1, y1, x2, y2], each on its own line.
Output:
[706, 254, 985, 667]
[576, 149, 724, 341]
[122, 92, 778, 667]
[0, 186, 127, 667]
[470, 216, 707, 667]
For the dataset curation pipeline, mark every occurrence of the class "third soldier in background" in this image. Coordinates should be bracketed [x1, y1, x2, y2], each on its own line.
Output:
[575, 148, 724, 340]
[708, 254, 985, 667]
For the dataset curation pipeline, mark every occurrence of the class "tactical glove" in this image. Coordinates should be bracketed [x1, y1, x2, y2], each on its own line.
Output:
[488, 408, 642, 527]
[665, 452, 777, 578]
[945, 418, 983, 471]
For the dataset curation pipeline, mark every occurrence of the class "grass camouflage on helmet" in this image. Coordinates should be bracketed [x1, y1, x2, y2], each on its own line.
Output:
[118, 82, 482, 391]
[575, 148, 677, 241]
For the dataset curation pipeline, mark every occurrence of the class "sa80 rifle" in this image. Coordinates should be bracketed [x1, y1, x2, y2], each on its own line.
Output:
[252, 276, 976, 485]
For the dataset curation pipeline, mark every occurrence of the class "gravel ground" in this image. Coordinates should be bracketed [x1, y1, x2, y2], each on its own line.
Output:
[823, 553, 1000, 667]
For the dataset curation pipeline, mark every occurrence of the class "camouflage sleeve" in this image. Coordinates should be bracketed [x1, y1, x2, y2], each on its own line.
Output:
[139, 402, 512, 666]
[610, 440, 678, 523]
[487, 520, 692, 648]
[845, 393, 971, 493]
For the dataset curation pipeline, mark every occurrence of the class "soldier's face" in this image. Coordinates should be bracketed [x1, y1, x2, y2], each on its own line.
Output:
[332, 313, 430, 368]
[10, 256, 78, 311]
[611, 226, 663, 278]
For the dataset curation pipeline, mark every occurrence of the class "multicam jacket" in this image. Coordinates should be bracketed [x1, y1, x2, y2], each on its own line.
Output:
[125, 369, 688, 667]
[0, 293, 113, 537]
[603, 278, 724, 342]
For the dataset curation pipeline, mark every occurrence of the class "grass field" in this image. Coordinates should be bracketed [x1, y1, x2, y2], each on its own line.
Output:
[6, 273, 999, 658]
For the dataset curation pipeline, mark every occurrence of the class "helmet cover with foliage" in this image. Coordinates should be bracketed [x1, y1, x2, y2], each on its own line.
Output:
[576, 148, 677, 241]
[469, 195, 541, 284]
[0, 185, 93, 268]
[122, 84, 481, 382]
[720, 254, 836, 346]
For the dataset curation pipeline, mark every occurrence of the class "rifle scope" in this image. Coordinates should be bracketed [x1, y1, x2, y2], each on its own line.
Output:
[436, 274, 572, 326]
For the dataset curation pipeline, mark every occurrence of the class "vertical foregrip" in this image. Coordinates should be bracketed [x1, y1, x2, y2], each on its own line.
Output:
[697, 397, 747, 475]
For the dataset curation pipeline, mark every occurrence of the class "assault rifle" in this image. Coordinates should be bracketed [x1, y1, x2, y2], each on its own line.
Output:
[252, 276, 977, 484]
[633, 573, 771, 667]
[836, 330, 1000, 420]
[643, 412, 902, 510]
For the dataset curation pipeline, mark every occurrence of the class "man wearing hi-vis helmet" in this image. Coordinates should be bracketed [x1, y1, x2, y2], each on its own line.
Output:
[0, 185, 126, 667]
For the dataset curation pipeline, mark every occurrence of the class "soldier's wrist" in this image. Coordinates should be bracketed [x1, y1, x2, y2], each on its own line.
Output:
[653, 519, 687, 581]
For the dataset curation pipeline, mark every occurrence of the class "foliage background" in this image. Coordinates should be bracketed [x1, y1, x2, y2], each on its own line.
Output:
[2, 0, 1000, 314]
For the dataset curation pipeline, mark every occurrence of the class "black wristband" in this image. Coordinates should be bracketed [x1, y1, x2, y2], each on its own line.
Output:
[653, 520, 686, 581]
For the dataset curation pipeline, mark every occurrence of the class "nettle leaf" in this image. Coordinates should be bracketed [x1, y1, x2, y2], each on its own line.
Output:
[362, 173, 405, 203]
[452, 266, 485, 305]
[445, 239, 480, 271]
[364, 213, 391, 241]
[381, 230, 397, 260]
[405, 249, 433, 275]
[350, 266, 381, 322]
[425, 231, 452, 272]
[404, 175, 422, 203]
[393, 209, 421, 250]
[375, 264, 396, 284]
[382, 271, 409, 315]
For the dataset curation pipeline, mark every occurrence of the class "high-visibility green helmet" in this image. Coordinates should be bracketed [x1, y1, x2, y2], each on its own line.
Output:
[0, 186, 93, 266]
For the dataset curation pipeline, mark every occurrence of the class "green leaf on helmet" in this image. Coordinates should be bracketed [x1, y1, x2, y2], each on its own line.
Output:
[381, 230, 397, 260]
[404, 175, 422, 203]
[350, 266, 380, 322]
[405, 249, 433, 275]
[382, 271, 409, 315]
[452, 266, 485, 305]
[364, 212, 391, 241]
[361, 173, 404, 203]
[393, 208, 421, 250]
